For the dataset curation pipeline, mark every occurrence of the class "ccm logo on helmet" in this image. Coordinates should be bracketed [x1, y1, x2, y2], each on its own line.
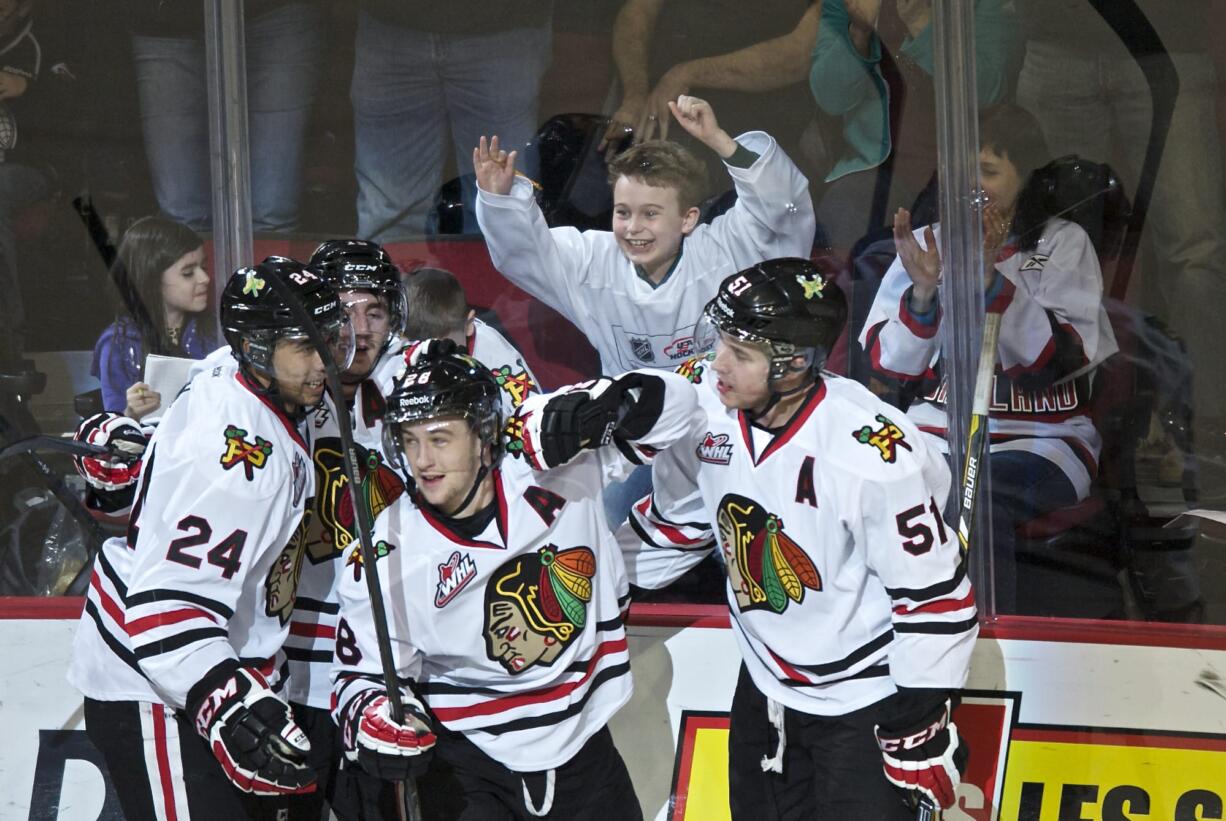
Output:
[313, 301, 338, 316]
[344, 263, 380, 272]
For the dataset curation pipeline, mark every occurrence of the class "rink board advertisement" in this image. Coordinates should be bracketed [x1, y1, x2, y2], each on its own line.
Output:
[3, 600, 1226, 820]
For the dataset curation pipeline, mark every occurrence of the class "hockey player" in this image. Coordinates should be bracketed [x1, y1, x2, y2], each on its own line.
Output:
[331, 348, 697, 819]
[620, 259, 976, 817]
[67, 258, 354, 819]
[404, 265, 540, 408]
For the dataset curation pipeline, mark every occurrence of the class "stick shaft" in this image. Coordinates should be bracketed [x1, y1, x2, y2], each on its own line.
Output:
[956, 311, 1002, 555]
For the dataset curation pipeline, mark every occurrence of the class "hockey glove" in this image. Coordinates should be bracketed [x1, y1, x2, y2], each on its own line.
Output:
[513, 378, 623, 469]
[403, 337, 459, 369]
[342, 690, 436, 781]
[72, 412, 148, 513]
[186, 663, 316, 795]
[874, 695, 967, 810]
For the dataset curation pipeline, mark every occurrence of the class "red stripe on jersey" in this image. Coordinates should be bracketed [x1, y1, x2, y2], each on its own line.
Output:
[431, 638, 629, 721]
[89, 571, 126, 630]
[235, 372, 308, 451]
[637, 496, 705, 546]
[289, 622, 336, 639]
[767, 647, 815, 685]
[893, 590, 976, 616]
[126, 607, 217, 637]
[898, 291, 941, 339]
[756, 382, 826, 465]
[152, 707, 179, 821]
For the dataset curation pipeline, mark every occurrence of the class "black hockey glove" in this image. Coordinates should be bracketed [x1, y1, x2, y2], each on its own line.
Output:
[186, 662, 316, 795]
[403, 337, 459, 369]
[341, 690, 436, 781]
[72, 412, 148, 514]
[874, 691, 968, 811]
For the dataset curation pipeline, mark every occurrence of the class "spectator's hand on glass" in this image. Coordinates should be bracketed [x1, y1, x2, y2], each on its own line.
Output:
[0, 71, 29, 101]
[982, 203, 1011, 286]
[893, 208, 941, 311]
[600, 92, 647, 159]
[472, 135, 519, 196]
[123, 382, 161, 421]
[669, 95, 736, 158]
[640, 65, 693, 143]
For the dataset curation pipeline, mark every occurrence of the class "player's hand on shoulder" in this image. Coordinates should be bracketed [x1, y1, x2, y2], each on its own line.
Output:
[72, 412, 149, 513]
[345, 691, 436, 781]
[186, 663, 315, 795]
[513, 377, 623, 469]
[874, 692, 967, 811]
[472, 135, 519, 196]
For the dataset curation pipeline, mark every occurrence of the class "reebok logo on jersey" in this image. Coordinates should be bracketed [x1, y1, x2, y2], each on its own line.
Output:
[696, 432, 734, 465]
[491, 365, 536, 407]
[852, 414, 912, 463]
[220, 425, 273, 480]
[435, 551, 477, 607]
[1020, 253, 1050, 271]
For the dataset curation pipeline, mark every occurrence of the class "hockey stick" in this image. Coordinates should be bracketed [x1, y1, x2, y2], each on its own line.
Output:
[260, 273, 423, 821]
[955, 310, 1002, 556]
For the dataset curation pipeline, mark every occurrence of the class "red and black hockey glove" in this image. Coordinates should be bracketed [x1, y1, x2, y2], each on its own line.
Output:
[72, 412, 148, 513]
[341, 690, 436, 781]
[186, 662, 316, 795]
[402, 337, 460, 369]
[874, 693, 967, 810]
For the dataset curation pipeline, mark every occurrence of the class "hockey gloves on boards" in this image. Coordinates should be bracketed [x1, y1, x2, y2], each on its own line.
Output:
[341, 689, 436, 781]
[874, 694, 967, 810]
[514, 372, 665, 469]
[72, 412, 148, 514]
[185, 662, 315, 795]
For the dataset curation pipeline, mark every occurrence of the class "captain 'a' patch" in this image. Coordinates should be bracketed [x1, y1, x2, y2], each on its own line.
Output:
[717, 494, 821, 614]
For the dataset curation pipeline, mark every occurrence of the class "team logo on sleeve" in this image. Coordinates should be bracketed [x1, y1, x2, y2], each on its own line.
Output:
[491, 365, 536, 408]
[717, 494, 821, 614]
[676, 354, 711, 384]
[435, 551, 478, 607]
[503, 416, 527, 459]
[853, 414, 913, 463]
[220, 425, 274, 480]
[696, 432, 734, 465]
[346, 540, 397, 582]
[484, 545, 595, 674]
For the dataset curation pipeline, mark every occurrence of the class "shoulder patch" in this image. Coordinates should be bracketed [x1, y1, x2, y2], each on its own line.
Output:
[346, 539, 397, 582]
[491, 364, 536, 408]
[676, 352, 714, 384]
[852, 414, 912, 464]
[220, 425, 274, 479]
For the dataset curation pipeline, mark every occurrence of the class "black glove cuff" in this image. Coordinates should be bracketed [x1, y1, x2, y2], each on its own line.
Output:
[877, 687, 954, 736]
[185, 658, 242, 722]
[611, 372, 665, 440]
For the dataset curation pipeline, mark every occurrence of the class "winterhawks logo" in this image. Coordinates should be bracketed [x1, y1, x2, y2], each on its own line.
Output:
[435, 551, 477, 607]
[697, 432, 734, 465]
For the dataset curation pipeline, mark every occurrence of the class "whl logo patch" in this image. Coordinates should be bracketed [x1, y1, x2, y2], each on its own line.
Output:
[697, 432, 734, 465]
[435, 551, 477, 607]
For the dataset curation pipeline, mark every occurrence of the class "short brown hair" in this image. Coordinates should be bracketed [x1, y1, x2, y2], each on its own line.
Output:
[403, 267, 469, 340]
[607, 140, 709, 211]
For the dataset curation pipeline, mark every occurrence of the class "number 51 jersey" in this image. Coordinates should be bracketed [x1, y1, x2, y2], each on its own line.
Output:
[621, 357, 978, 717]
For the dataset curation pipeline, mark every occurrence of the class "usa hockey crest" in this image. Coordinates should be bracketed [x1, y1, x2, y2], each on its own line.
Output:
[220, 425, 273, 480]
[853, 414, 913, 463]
[717, 494, 821, 614]
[435, 550, 478, 607]
[484, 545, 595, 674]
[491, 364, 536, 408]
[696, 432, 734, 465]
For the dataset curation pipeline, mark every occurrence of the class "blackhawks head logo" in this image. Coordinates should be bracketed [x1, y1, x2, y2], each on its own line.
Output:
[484, 545, 595, 675]
[306, 441, 405, 562]
[717, 494, 821, 614]
[266, 523, 308, 625]
[853, 414, 912, 463]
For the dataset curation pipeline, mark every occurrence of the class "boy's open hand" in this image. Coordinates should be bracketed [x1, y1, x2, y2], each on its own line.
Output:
[669, 95, 736, 158]
[473, 135, 518, 196]
[893, 208, 942, 311]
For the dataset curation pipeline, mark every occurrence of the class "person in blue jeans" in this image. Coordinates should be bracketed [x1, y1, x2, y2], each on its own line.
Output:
[126, 0, 323, 233]
[92, 216, 215, 420]
[350, 0, 553, 241]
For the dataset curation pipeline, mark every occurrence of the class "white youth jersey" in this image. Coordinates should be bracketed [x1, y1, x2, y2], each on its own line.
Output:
[620, 357, 977, 717]
[468, 317, 541, 405]
[333, 372, 698, 771]
[69, 364, 314, 708]
[476, 131, 816, 373]
[859, 218, 1118, 499]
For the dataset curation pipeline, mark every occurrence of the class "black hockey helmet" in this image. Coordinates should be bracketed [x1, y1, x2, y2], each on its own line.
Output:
[383, 349, 505, 474]
[308, 239, 407, 347]
[221, 256, 354, 378]
[696, 257, 846, 381]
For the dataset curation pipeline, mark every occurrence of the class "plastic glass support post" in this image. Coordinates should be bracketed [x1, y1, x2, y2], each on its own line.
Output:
[205, 0, 255, 330]
[931, 0, 995, 618]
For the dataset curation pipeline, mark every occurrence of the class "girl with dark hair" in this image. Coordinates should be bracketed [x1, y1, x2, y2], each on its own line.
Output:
[90, 215, 215, 418]
[859, 104, 1119, 613]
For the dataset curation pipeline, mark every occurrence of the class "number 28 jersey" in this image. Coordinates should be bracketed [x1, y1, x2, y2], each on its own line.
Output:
[621, 356, 978, 717]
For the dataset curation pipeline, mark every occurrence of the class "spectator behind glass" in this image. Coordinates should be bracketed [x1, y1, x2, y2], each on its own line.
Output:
[92, 216, 214, 420]
[1015, 0, 1226, 452]
[0, 0, 51, 366]
[123, 0, 322, 232]
[350, 0, 554, 241]
[858, 105, 1119, 613]
[809, 0, 1021, 251]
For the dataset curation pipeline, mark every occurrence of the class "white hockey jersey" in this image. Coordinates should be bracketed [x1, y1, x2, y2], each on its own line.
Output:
[475, 131, 816, 373]
[68, 364, 314, 708]
[468, 317, 541, 403]
[621, 357, 977, 717]
[859, 218, 1118, 499]
[333, 372, 698, 771]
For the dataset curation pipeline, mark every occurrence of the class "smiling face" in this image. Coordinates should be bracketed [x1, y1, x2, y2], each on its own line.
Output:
[399, 417, 491, 516]
[160, 246, 210, 322]
[339, 289, 392, 383]
[979, 148, 1023, 217]
[611, 176, 700, 283]
[268, 336, 327, 412]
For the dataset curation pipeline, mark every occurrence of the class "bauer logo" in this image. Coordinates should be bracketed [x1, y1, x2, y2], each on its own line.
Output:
[696, 432, 733, 465]
[435, 551, 477, 608]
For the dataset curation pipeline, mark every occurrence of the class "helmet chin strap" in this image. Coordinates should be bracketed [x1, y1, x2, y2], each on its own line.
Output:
[417, 444, 494, 520]
[748, 376, 813, 422]
[241, 362, 312, 424]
